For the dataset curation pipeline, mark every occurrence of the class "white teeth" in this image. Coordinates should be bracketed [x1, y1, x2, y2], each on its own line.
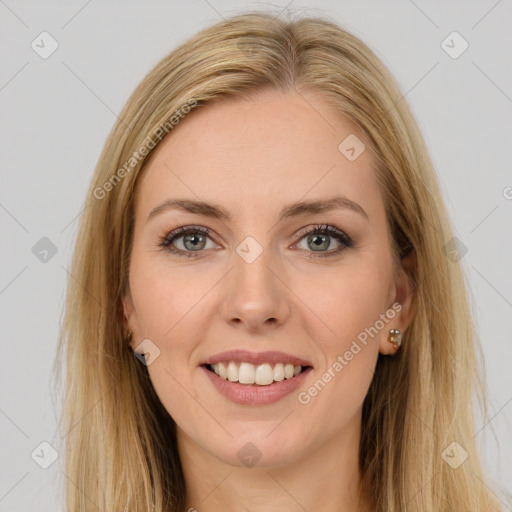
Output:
[239, 362, 255, 384]
[273, 363, 284, 382]
[255, 363, 274, 386]
[284, 364, 294, 379]
[209, 361, 306, 385]
[217, 362, 227, 379]
[227, 361, 238, 382]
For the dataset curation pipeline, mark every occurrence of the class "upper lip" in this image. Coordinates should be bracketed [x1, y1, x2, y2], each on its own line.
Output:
[201, 349, 313, 367]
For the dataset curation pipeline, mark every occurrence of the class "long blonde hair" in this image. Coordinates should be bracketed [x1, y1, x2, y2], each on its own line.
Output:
[54, 10, 508, 511]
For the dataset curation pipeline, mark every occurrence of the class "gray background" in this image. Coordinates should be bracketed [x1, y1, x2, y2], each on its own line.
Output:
[1, 1, 511, 510]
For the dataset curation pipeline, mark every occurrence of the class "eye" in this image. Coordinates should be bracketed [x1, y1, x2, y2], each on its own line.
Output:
[293, 224, 353, 257]
[158, 223, 353, 259]
[159, 226, 218, 258]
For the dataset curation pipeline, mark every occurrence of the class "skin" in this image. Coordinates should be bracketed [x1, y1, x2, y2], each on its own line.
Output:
[123, 89, 415, 512]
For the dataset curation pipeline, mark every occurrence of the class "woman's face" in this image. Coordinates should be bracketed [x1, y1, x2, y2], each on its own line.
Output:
[123, 89, 413, 468]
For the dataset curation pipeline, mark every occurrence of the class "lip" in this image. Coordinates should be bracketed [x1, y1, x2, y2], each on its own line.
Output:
[200, 349, 313, 367]
[201, 365, 313, 406]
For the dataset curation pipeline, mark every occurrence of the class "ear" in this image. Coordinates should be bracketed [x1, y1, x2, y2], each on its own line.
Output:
[379, 248, 416, 355]
[120, 287, 141, 352]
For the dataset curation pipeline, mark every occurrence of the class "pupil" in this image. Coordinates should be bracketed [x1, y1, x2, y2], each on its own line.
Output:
[309, 234, 328, 250]
[185, 234, 205, 250]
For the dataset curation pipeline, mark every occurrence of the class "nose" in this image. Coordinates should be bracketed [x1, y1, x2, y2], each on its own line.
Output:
[219, 246, 291, 334]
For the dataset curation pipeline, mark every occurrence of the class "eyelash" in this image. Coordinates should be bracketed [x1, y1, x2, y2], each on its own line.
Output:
[158, 224, 354, 259]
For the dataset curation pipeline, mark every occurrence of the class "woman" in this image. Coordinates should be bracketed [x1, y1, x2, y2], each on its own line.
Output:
[55, 11, 507, 511]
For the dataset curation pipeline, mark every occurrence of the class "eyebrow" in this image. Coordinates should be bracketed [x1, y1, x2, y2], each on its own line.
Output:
[147, 196, 369, 224]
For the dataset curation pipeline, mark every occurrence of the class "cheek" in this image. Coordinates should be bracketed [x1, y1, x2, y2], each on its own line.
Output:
[294, 258, 391, 348]
[292, 259, 389, 411]
[128, 255, 209, 424]
[129, 252, 214, 340]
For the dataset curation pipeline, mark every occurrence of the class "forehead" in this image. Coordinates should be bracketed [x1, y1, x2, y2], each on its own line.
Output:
[134, 90, 382, 223]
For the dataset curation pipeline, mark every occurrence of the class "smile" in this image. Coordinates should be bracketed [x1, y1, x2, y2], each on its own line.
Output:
[200, 351, 313, 405]
[206, 361, 309, 386]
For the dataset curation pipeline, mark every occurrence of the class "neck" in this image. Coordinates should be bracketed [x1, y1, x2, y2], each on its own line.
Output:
[177, 408, 370, 512]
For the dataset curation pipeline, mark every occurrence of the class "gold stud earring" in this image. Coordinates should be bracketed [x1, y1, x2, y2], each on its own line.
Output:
[388, 329, 402, 350]
[126, 330, 133, 343]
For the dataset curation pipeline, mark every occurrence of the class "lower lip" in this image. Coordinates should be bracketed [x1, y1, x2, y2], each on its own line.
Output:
[201, 366, 312, 406]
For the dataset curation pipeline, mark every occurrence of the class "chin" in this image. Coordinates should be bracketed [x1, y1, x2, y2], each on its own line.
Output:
[200, 426, 307, 469]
